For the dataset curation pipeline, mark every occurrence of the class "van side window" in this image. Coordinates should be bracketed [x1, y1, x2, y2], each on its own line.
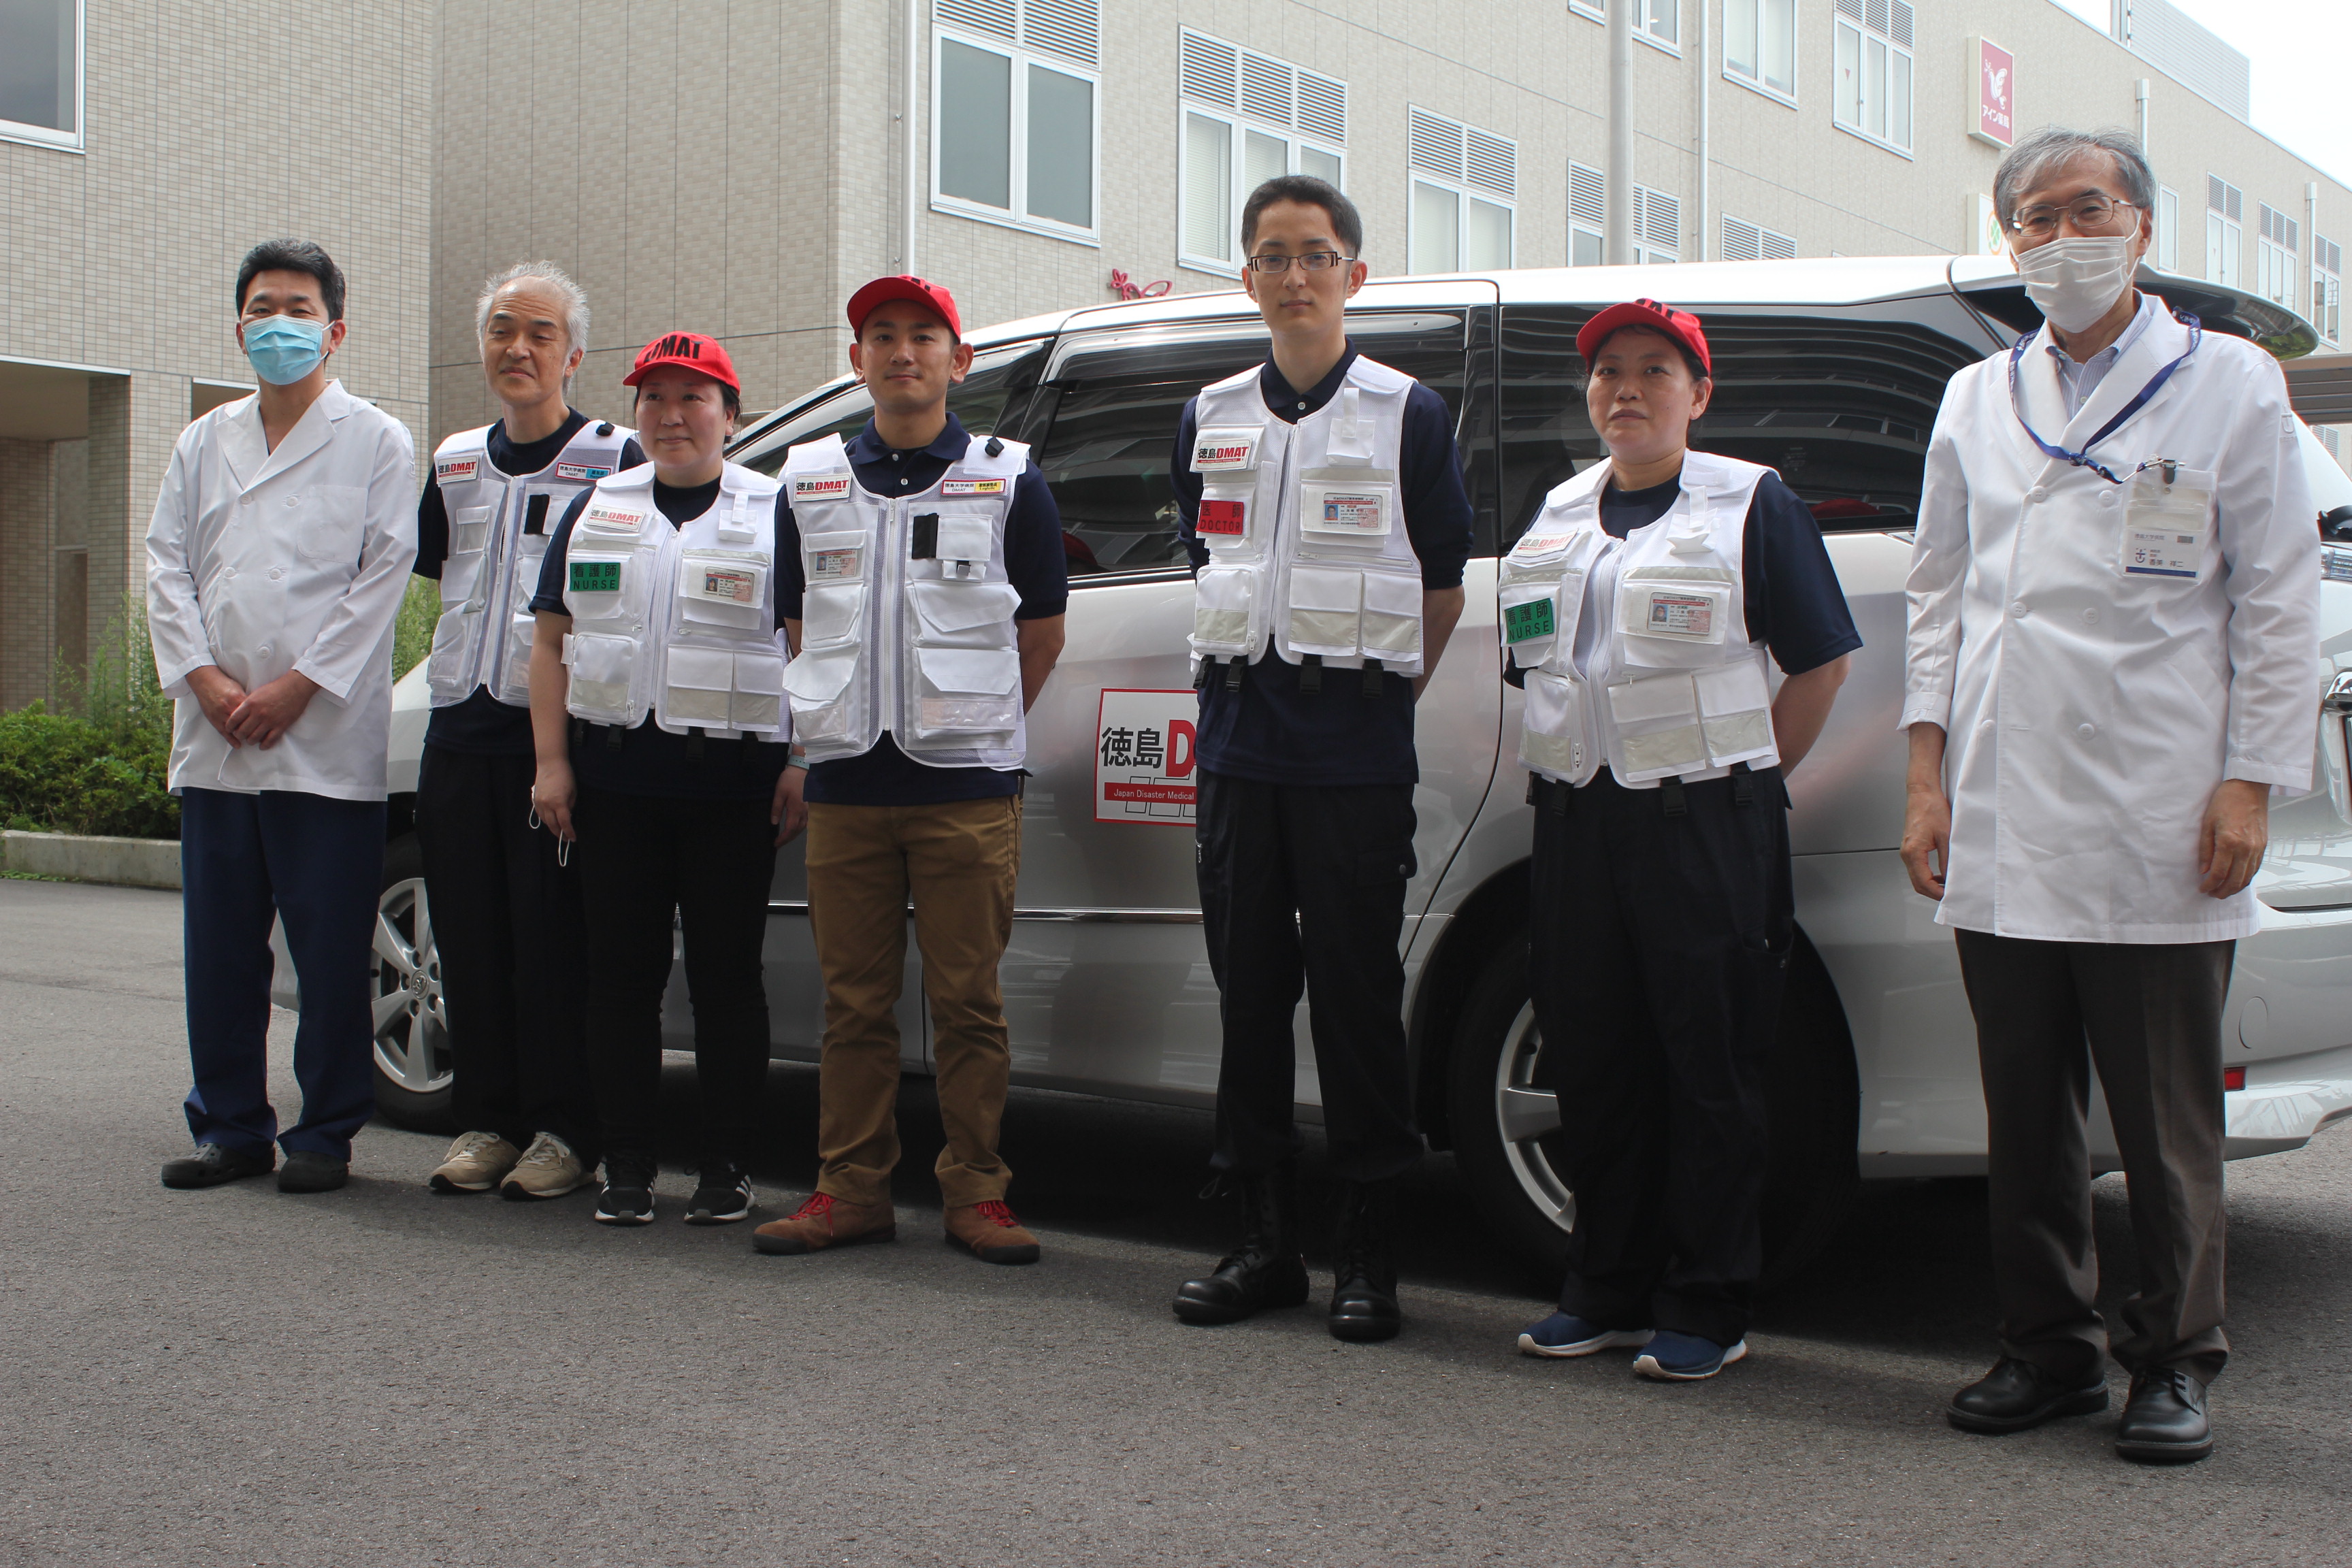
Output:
[1499, 304, 1988, 543]
[1034, 314, 1471, 581]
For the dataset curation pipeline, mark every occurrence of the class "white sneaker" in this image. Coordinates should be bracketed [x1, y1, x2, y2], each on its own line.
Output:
[429, 1131, 521, 1194]
[500, 1132, 588, 1200]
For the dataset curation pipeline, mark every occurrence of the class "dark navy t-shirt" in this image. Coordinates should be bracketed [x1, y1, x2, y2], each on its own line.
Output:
[529, 476, 793, 801]
[1169, 345, 1475, 788]
[413, 411, 642, 756]
[776, 414, 1071, 807]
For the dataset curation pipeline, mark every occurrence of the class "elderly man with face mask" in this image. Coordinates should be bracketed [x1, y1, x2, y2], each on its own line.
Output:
[1902, 127, 2319, 1463]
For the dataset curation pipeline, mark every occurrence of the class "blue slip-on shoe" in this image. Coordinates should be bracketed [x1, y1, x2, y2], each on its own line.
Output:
[1633, 1330, 1748, 1381]
[1517, 1312, 1657, 1359]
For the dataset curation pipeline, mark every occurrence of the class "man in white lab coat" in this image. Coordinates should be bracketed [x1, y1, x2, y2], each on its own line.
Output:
[1902, 129, 2319, 1464]
[146, 239, 419, 1195]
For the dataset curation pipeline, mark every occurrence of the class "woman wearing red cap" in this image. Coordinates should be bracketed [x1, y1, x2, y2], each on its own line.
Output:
[1498, 299, 1859, 1379]
[525, 330, 802, 1228]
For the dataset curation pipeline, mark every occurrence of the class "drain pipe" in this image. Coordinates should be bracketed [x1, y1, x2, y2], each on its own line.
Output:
[1695, 0, 1710, 261]
[904, 0, 921, 277]
[1607, 0, 1633, 263]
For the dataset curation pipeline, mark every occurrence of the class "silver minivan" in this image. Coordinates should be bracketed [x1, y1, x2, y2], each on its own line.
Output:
[350, 256, 2352, 1276]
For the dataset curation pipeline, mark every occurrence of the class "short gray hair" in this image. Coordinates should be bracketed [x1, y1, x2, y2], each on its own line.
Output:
[474, 261, 591, 382]
[1993, 126, 2157, 229]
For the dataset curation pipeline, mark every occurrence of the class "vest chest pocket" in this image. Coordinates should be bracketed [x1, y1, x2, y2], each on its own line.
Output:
[1298, 476, 1396, 546]
[678, 549, 770, 630]
[804, 531, 866, 585]
[1286, 564, 1363, 657]
[908, 578, 1021, 646]
[564, 551, 644, 626]
[783, 645, 860, 741]
[801, 582, 865, 647]
[1499, 571, 1571, 668]
[666, 645, 787, 734]
[564, 631, 640, 723]
[1617, 576, 1735, 670]
[1360, 570, 1423, 659]
[1196, 485, 1254, 549]
[442, 506, 493, 601]
[911, 647, 1022, 739]
[1192, 565, 1256, 655]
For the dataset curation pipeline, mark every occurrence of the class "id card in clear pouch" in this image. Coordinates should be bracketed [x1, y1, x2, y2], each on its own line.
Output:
[2121, 465, 2214, 580]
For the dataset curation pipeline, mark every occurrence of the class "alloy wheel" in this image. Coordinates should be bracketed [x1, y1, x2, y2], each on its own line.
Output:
[371, 876, 453, 1096]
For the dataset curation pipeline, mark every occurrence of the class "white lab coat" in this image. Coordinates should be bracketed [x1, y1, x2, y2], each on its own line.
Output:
[146, 381, 419, 802]
[1904, 295, 2319, 944]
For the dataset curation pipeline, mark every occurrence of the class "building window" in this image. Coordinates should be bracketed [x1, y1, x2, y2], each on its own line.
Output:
[2257, 203, 2300, 314]
[934, 0, 1101, 240]
[1721, 215, 1796, 261]
[2157, 186, 2180, 273]
[2206, 176, 2243, 287]
[1566, 163, 1678, 264]
[1833, 0, 1913, 154]
[1177, 31, 1346, 274]
[2315, 237, 2342, 345]
[0, 0, 80, 150]
[1408, 108, 1515, 274]
[1724, 0, 1796, 99]
[1570, 0, 1680, 52]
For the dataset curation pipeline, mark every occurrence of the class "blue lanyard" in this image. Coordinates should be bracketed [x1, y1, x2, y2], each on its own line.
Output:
[2007, 312, 2201, 485]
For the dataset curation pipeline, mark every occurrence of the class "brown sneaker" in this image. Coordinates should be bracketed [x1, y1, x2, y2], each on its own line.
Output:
[751, 1192, 896, 1255]
[945, 1200, 1041, 1265]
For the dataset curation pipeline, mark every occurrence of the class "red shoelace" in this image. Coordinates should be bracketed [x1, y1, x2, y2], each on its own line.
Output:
[970, 1200, 1023, 1228]
[789, 1192, 838, 1220]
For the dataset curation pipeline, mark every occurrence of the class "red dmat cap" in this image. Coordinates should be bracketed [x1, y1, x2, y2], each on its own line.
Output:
[1576, 298, 1712, 376]
[623, 331, 740, 391]
[847, 275, 962, 338]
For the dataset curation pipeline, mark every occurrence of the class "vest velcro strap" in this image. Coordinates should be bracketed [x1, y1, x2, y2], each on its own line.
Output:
[1362, 658, 1384, 699]
[1300, 654, 1323, 696]
[1731, 761, 1754, 806]
[1661, 777, 1688, 818]
[1223, 656, 1245, 692]
[605, 723, 625, 750]
[1527, 773, 1571, 816]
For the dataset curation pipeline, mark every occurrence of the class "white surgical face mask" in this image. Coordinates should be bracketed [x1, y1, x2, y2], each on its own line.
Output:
[2014, 235, 2136, 334]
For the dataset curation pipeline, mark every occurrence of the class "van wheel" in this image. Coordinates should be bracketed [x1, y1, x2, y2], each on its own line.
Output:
[1443, 928, 1859, 1291]
[370, 832, 456, 1132]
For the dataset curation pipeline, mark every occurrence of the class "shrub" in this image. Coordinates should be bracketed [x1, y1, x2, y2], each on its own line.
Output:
[393, 574, 438, 683]
[0, 704, 179, 840]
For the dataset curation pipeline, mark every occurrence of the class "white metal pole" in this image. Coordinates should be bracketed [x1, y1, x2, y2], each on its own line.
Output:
[904, 0, 922, 278]
[2310, 181, 2321, 318]
[1695, 0, 1710, 262]
[2135, 78, 2149, 158]
[1607, 0, 1634, 264]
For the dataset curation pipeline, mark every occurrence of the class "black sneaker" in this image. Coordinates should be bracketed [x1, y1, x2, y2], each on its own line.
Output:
[685, 1163, 755, 1225]
[161, 1142, 274, 1190]
[595, 1156, 659, 1226]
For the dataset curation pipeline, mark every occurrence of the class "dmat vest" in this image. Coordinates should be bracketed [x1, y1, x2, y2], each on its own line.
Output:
[426, 419, 633, 708]
[1187, 355, 1426, 679]
[558, 459, 790, 740]
[778, 431, 1030, 769]
[1501, 452, 1778, 787]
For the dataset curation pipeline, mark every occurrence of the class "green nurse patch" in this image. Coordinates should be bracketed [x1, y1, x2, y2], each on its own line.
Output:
[570, 559, 622, 594]
[1503, 598, 1555, 644]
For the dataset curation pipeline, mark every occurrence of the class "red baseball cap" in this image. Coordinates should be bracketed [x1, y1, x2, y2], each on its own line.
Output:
[623, 331, 739, 391]
[1576, 298, 1712, 376]
[847, 275, 962, 338]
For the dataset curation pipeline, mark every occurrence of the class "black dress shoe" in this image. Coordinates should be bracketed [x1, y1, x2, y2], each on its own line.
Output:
[1947, 1356, 2108, 1434]
[1174, 1166, 1309, 1325]
[161, 1143, 274, 1190]
[2116, 1367, 2212, 1463]
[1327, 1179, 1401, 1343]
[277, 1151, 350, 1194]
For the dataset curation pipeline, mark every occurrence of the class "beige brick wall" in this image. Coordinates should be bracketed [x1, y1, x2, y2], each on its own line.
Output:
[431, 0, 2350, 449]
[1, 0, 432, 705]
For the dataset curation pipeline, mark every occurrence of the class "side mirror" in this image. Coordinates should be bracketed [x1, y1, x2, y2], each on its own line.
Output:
[2321, 504, 2352, 542]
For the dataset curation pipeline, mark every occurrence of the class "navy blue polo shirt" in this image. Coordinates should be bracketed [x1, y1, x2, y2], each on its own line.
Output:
[529, 476, 794, 801]
[413, 411, 644, 755]
[1169, 345, 1475, 787]
[777, 413, 1071, 806]
[1503, 469, 1863, 686]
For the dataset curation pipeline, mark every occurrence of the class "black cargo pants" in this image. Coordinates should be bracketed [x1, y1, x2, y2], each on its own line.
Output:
[1528, 766, 1795, 1347]
[1195, 769, 1425, 1183]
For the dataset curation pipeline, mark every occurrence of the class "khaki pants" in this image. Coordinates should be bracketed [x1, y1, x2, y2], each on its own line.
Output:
[806, 796, 1021, 1207]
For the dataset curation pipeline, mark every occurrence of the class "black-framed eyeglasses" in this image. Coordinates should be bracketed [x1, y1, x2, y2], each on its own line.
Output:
[2010, 195, 2140, 239]
[1243, 252, 1356, 274]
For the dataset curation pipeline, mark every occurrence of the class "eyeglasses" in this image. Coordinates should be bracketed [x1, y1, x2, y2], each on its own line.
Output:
[1243, 252, 1356, 274]
[2010, 195, 2139, 239]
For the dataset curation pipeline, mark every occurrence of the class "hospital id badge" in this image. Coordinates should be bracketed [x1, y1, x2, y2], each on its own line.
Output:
[808, 543, 864, 583]
[1303, 487, 1390, 539]
[1644, 591, 1714, 638]
[2121, 465, 2213, 580]
[691, 564, 760, 604]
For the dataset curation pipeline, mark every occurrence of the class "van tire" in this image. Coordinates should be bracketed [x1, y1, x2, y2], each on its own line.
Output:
[1443, 927, 1859, 1292]
[370, 832, 457, 1133]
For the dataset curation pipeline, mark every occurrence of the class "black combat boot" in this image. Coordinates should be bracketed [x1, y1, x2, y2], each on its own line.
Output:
[1328, 1179, 1402, 1342]
[1172, 1165, 1310, 1324]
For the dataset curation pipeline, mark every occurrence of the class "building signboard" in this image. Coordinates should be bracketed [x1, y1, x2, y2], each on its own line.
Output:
[1972, 37, 2015, 149]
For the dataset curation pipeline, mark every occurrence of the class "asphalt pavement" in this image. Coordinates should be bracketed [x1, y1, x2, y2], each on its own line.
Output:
[3, 877, 2349, 1567]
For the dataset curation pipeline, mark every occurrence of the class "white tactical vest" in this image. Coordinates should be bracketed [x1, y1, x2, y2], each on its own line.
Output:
[557, 459, 791, 740]
[1187, 355, 1427, 679]
[778, 431, 1031, 769]
[1501, 451, 1779, 788]
[425, 419, 634, 710]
